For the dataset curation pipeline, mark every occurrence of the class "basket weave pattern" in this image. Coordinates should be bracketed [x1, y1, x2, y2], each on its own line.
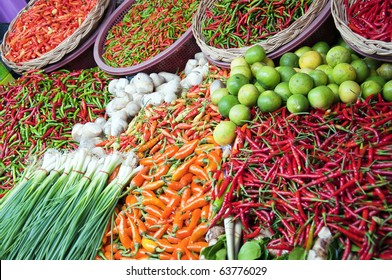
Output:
[0, 0, 110, 73]
[331, 0, 392, 56]
[192, 0, 329, 63]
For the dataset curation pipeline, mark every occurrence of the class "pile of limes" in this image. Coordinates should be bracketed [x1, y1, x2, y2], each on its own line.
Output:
[212, 39, 392, 146]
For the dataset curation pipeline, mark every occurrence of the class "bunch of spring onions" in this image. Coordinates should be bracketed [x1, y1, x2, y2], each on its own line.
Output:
[0, 147, 141, 260]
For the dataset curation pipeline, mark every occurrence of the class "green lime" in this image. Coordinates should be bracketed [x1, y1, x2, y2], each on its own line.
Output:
[361, 80, 382, 99]
[309, 69, 328, 86]
[332, 63, 357, 85]
[230, 57, 249, 69]
[365, 75, 387, 87]
[263, 57, 275, 67]
[339, 80, 361, 103]
[299, 50, 323, 70]
[230, 65, 253, 80]
[251, 62, 265, 77]
[295, 46, 312, 57]
[255, 65, 281, 89]
[351, 59, 370, 83]
[286, 94, 310, 113]
[245, 45, 266, 65]
[307, 85, 335, 110]
[211, 87, 229, 105]
[377, 63, 392, 80]
[327, 83, 340, 103]
[316, 64, 335, 83]
[274, 82, 292, 102]
[279, 52, 299, 67]
[218, 95, 240, 118]
[238, 84, 260, 106]
[213, 121, 237, 146]
[254, 81, 266, 94]
[288, 72, 314, 95]
[326, 45, 352, 67]
[226, 74, 250, 95]
[275, 66, 297, 82]
[382, 80, 392, 101]
[229, 104, 252, 126]
[257, 90, 282, 112]
[312, 41, 330, 54]
[363, 57, 381, 70]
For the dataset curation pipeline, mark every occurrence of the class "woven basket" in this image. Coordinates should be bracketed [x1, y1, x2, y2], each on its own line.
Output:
[193, 0, 329, 63]
[94, 0, 201, 75]
[0, 0, 110, 74]
[331, 0, 392, 61]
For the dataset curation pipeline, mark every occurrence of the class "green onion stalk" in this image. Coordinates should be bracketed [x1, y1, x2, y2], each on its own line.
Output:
[66, 152, 141, 260]
[0, 147, 140, 260]
[0, 149, 65, 259]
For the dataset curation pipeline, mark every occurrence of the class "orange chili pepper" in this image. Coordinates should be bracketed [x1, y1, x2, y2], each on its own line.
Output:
[104, 250, 114, 260]
[128, 216, 141, 251]
[180, 187, 191, 209]
[130, 165, 150, 187]
[137, 135, 161, 153]
[161, 195, 181, 219]
[174, 139, 199, 160]
[156, 239, 176, 253]
[189, 222, 209, 243]
[194, 143, 215, 155]
[135, 217, 147, 236]
[108, 164, 121, 184]
[118, 212, 133, 250]
[142, 164, 170, 181]
[187, 241, 209, 253]
[172, 236, 191, 260]
[144, 205, 164, 218]
[180, 172, 194, 186]
[194, 153, 208, 166]
[189, 164, 209, 181]
[191, 180, 203, 195]
[141, 179, 165, 191]
[153, 145, 179, 163]
[208, 150, 222, 165]
[142, 196, 166, 210]
[141, 237, 158, 253]
[201, 203, 212, 222]
[158, 194, 172, 204]
[176, 209, 201, 239]
[153, 223, 170, 239]
[181, 195, 210, 212]
[166, 181, 184, 190]
[172, 211, 184, 234]
[159, 252, 172, 260]
[172, 156, 197, 181]
[139, 157, 155, 166]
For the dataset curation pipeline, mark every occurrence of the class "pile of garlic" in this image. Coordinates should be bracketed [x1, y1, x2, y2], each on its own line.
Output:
[72, 53, 210, 148]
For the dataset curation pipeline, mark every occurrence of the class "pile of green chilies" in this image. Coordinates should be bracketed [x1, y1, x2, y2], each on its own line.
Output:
[202, 0, 313, 48]
[212, 95, 392, 259]
[0, 68, 112, 193]
[0, 148, 139, 260]
[102, 0, 199, 67]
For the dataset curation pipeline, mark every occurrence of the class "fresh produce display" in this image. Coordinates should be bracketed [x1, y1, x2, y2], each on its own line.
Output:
[0, 148, 140, 260]
[0, 68, 111, 194]
[0, 0, 391, 263]
[201, 0, 313, 48]
[346, 0, 392, 42]
[102, 0, 200, 67]
[3, 0, 99, 63]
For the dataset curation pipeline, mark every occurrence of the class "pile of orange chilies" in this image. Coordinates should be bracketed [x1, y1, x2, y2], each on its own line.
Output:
[97, 66, 229, 260]
[5, 0, 98, 63]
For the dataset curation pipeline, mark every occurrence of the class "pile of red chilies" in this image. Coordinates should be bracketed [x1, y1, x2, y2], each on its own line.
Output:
[346, 0, 392, 42]
[213, 94, 392, 259]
